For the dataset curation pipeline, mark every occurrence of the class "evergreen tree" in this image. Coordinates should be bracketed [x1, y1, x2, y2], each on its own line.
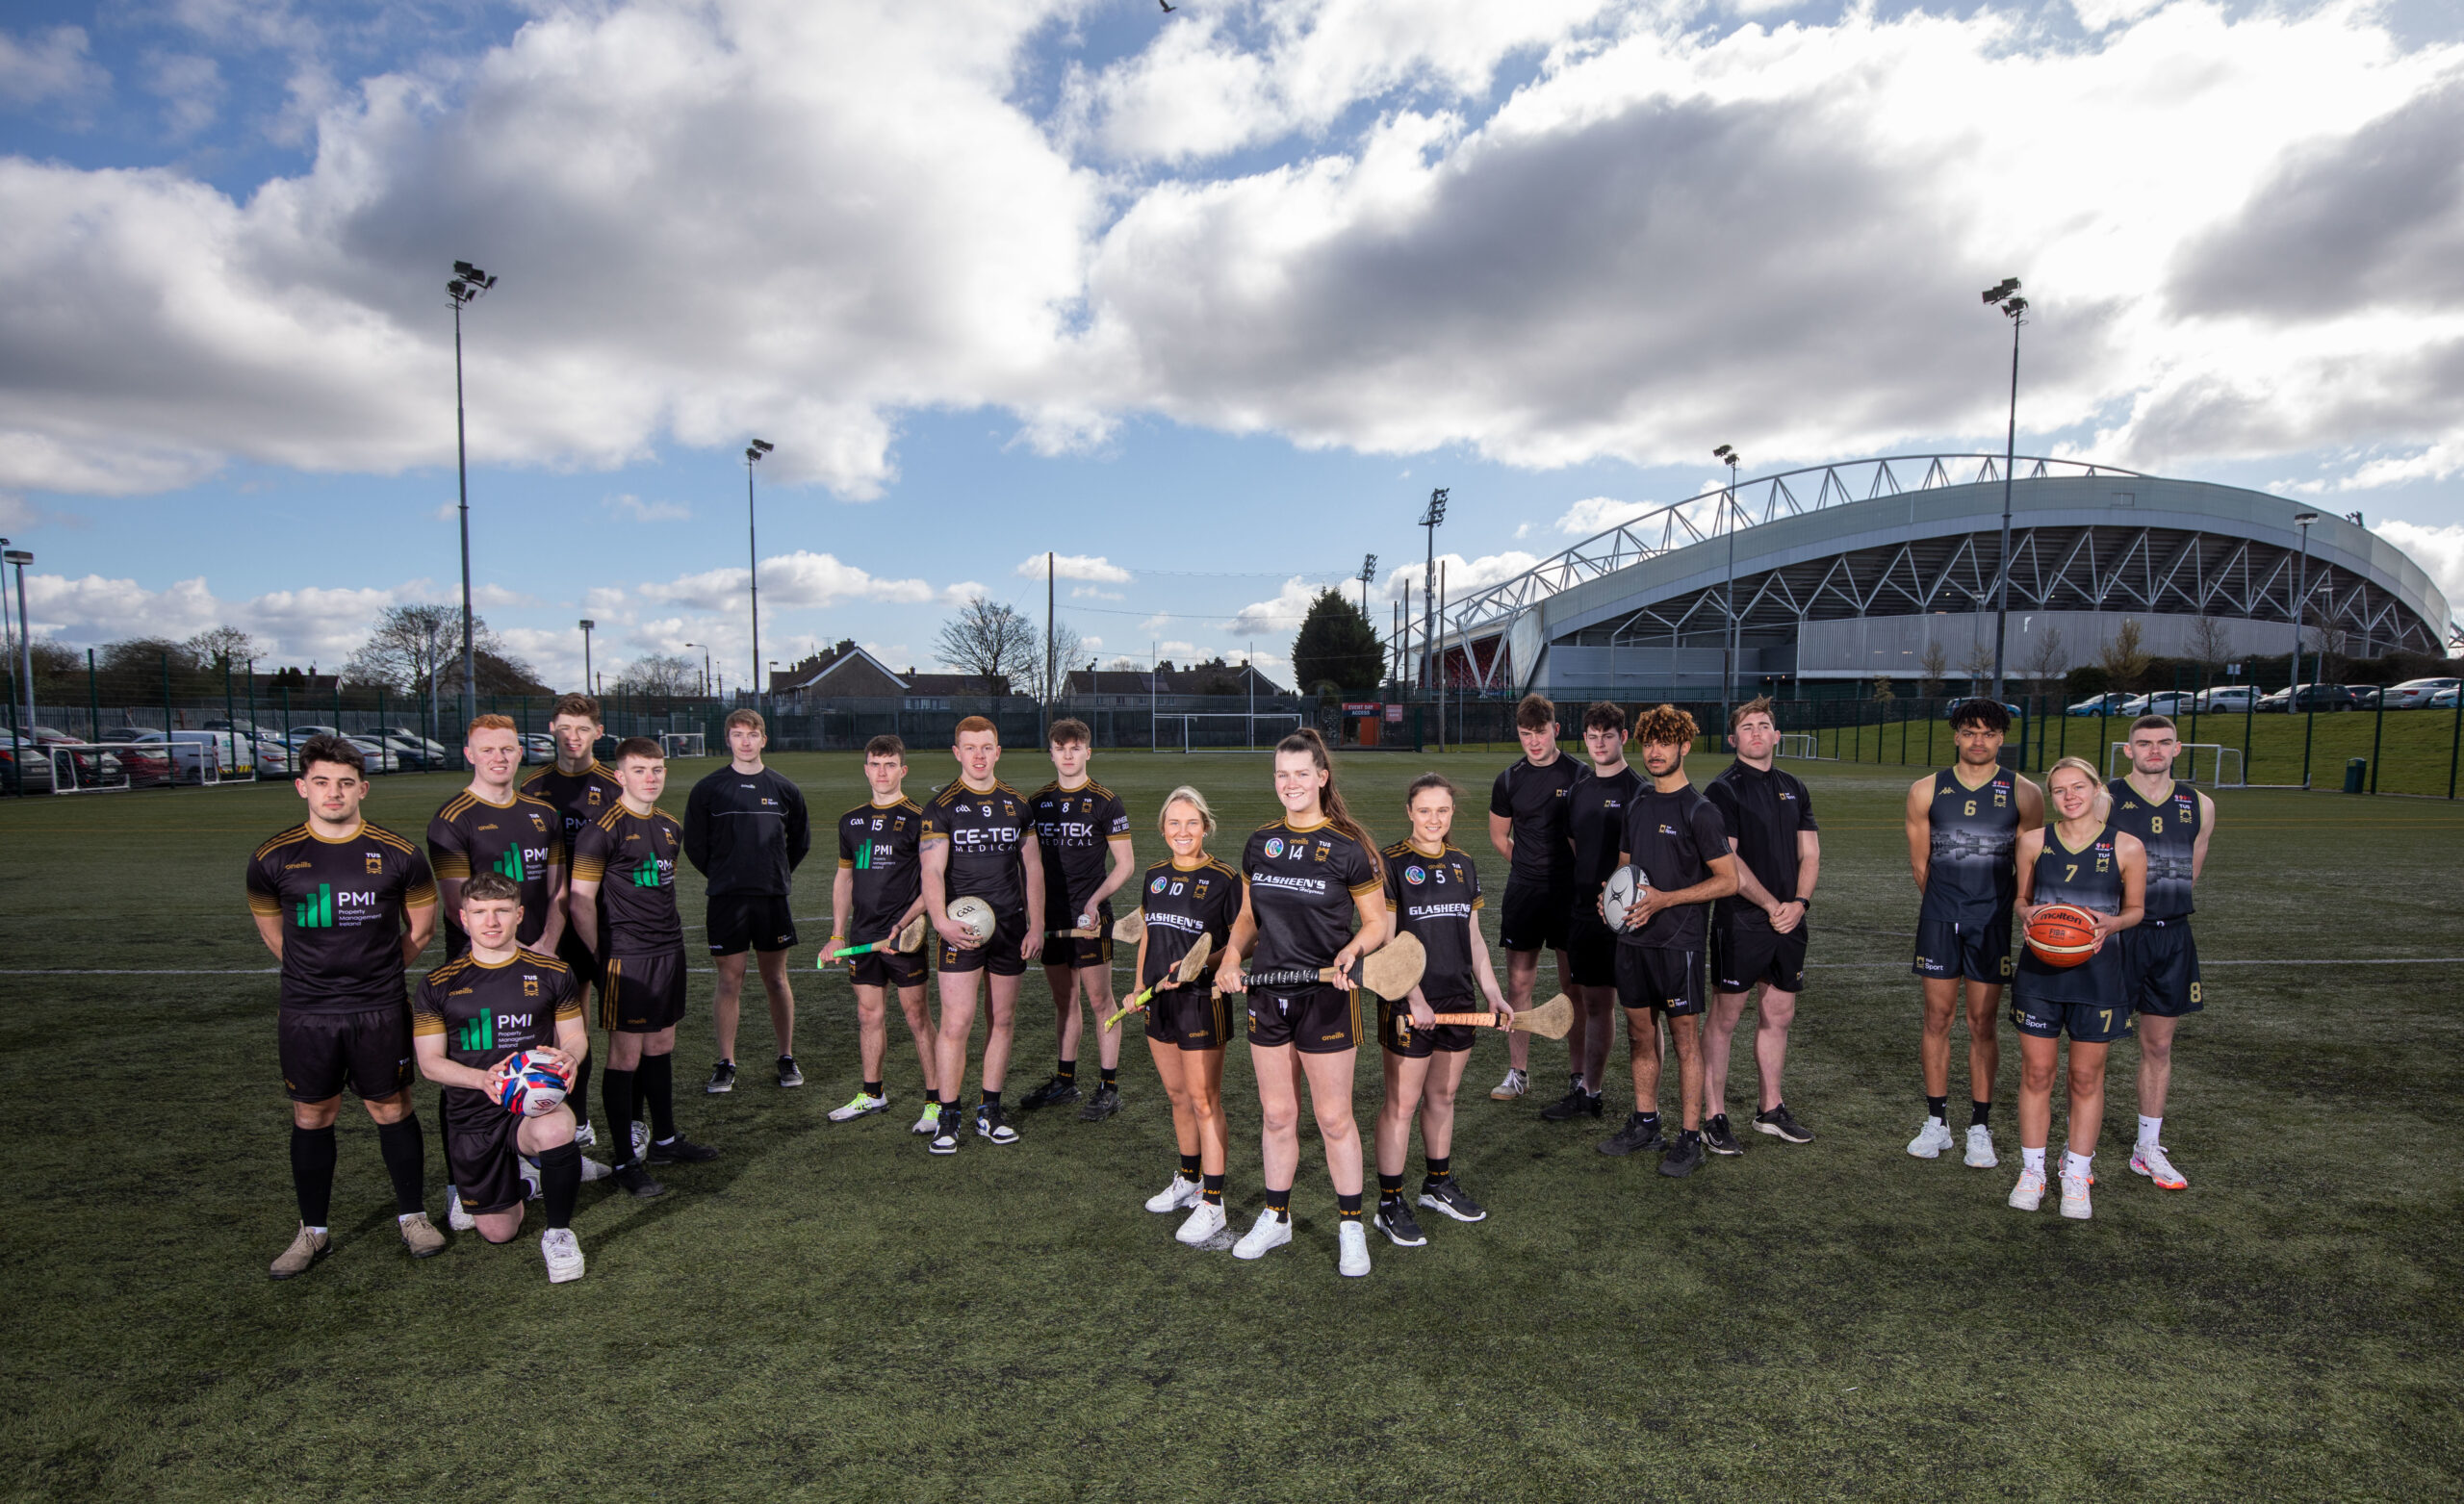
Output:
[1291, 589, 1383, 696]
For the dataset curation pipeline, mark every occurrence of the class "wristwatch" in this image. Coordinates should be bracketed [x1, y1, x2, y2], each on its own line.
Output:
[1785, 895, 1811, 908]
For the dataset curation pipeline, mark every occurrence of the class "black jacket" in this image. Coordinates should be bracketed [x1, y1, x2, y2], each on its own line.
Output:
[683, 765, 811, 897]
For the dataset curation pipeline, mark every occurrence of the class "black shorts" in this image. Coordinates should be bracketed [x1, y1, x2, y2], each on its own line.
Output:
[1380, 996, 1478, 1058]
[279, 1004, 414, 1103]
[706, 893, 798, 956]
[1912, 916, 2014, 984]
[938, 905, 1028, 978]
[1245, 983, 1363, 1054]
[1615, 943, 1703, 1017]
[1044, 900, 1114, 971]
[1566, 912, 1619, 988]
[2123, 919, 2203, 1018]
[1144, 986, 1234, 1052]
[600, 950, 687, 1033]
[1500, 876, 1573, 953]
[850, 946, 928, 990]
[2011, 995, 2133, 1043]
[1713, 919, 1809, 995]
[443, 1085, 529, 1216]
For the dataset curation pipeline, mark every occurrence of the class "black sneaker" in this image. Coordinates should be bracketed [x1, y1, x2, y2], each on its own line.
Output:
[1598, 1115, 1667, 1157]
[610, 1161, 666, 1198]
[1018, 1075, 1081, 1110]
[929, 1112, 962, 1156]
[976, 1103, 1020, 1145]
[647, 1134, 720, 1164]
[776, 1055, 804, 1089]
[1540, 1085, 1604, 1122]
[1659, 1132, 1707, 1179]
[1754, 1103, 1815, 1144]
[1418, 1179, 1487, 1223]
[1078, 1083, 1122, 1121]
[1703, 1113, 1745, 1157]
[705, 1060, 736, 1095]
[1373, 1198, 1427, 1247]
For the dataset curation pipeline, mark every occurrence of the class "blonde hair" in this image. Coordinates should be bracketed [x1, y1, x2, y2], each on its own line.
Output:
[2045, 756, 2109, 819]
[1158, 784, 1216, 838]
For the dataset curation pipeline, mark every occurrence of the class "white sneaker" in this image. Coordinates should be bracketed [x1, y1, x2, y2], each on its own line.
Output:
[519, 1159, 543, 1201]
[1337, 1220, 1372, 1278]
[911, 1108, 940, 1135]
[1906, 1118, 1955, 1159]
[828, 1091, 888, 1123]
[2130, 1143, 2188, 1190]
[572, 1120, 598, 1148]
[446, 1184, 476, 1232]
[2008, 1166, 2046, 1211]
[1145, 1175, 1202, 1213]
[630, 1119, 651, 1160]
[542, 1227, 585, 1284]
[1489, 1067, 1528, 1102]
[579, 1155, 613, 1183]
[1175, 1201, 1229, 1247]
[1964, 1124, 1999, 1168]
[1232, 1210, 1293, 1261]
[2060, 1173, 2093, 1220]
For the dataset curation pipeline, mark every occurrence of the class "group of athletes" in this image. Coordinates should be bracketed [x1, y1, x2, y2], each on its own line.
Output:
[244, 686, 2213, 1284]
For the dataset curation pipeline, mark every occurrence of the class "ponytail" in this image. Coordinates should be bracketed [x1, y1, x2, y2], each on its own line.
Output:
[1275, 728, 1380, 873]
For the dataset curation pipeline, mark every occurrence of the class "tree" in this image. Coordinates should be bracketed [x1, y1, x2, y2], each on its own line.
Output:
[2020, 624, 2067, 688]
[2095, 618, 2150, 690]
[1291, 589, 1382, 696]
[1871, 675, 1894, 701]
[1961, 640, 1995, 694]
[934, 595, 1036, 702]
[2185, 615, 2231, 673]
[188, 625, 264, 674]
[1917, 640, 1948, 699]
[345, 604, 462, 695]
[1016, 617, 1085, 703]
[617, 653, 697, 701]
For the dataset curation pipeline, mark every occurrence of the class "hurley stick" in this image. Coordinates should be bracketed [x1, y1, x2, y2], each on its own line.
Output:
[816, 911, 929, 967]
[1102, 933, 1214, 1031]
[1232, 932, 1426, 1002]
[1395, 992, 1575, 1045]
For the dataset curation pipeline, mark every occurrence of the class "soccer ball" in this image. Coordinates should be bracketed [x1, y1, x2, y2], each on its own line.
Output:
[2024, 904, 2101, 967]
[1602, 865, 1648, 930]
[947, 895, 997, 943]
[492, 1051, 573, 1116]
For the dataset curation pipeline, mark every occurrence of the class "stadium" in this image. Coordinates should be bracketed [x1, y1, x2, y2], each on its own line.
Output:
[1427, 453, 2456, 698]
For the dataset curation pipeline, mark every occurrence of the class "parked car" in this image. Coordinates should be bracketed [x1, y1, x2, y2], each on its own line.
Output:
[282, 724, 344, 746]
[2193, 685, 2258, 713]
[368, 726, 451, 764]
[2385, 677, 2459, 709]
[345, 735, 403, 772]
[2066, 692, 2133, 716]
[521, 733, 556, 764]
[2119, 692, 2195, 716]
[2345, 684, 2383, 709]
[2257, 683, 2356, 713]
[2432, 686, 2459, 709]
[0, 733, 57, 792]
[115, 730, 220, 783]
[24, 727, 120, 785]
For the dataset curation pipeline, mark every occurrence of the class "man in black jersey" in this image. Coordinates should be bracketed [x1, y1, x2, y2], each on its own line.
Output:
[244, 734, 445, 1277]
[571, 738, 719, 1196]
[1542, 701, 1641, 1122]
[522, 694, 624, 1150]
[1701, 698, 1821, 1152]
[920, 716, 1046, 1153]
[1600, 705, 1737, 1179]
[1486, 693, 1583, 1101]
[1904, 698, 2043, 1167]
[684, 709, 811, 1094]
[1018, 719, 1137, 1119]
[411, 872, 590, 1283]
[2111, 715, 2217, 1191]
[824, 735, 938, 1132]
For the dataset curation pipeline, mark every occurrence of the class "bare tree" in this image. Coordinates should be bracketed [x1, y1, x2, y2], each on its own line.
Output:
[2096, 618, 2150, 689]
[2185, 615, 2231, 671]
[1961, 640, 1995, 694]
[346, 604, 460, 694]
[1017, 617, 1086, 704]
[2021, 624, 2067, 688]
[1104, 655, 1147, 675]
[188, 625, 265, 673]
[2317, 627, 2350, 687]
[618, 653, 698, 698]
[934, 595, 1036, 703]
[1918, 640, 1948, 699]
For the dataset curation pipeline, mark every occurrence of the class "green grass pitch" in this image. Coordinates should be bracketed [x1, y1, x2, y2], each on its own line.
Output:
[1, 750, 2458, 1501]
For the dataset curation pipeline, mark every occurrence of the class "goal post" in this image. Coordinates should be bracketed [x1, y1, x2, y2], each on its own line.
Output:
[659, 732, 707, 759]
[41, 739, 227, 793]
[2108, 742, 2243, 787]
[1775, 733, 1821, 760]
[1152, 713, 1302, 752]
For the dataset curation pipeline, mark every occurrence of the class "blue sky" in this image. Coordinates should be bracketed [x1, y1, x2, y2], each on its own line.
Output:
[6, 0, 2463, 690]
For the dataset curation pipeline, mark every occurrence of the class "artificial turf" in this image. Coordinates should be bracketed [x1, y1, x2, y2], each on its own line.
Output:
[1, 749, 2457, 1501]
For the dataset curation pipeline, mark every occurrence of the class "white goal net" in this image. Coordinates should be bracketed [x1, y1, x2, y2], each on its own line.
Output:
[41, 739, 228, 794]
[2108, 742, 2244, 786]
[659, 732, 708, 758]
[1775, 733, 1822, 760]
[1153, 713, 1302, 752]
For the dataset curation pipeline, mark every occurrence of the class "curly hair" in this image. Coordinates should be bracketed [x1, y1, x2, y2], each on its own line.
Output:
[1632, 703, 1699, 748]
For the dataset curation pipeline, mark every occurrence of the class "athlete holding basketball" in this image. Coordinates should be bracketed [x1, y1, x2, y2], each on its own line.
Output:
[1373, 775, 1508, 1248]
[2110, 715, 2214, 1191]
[2009, 756, 2145, 1219]
[1125, 786, 1242, 1246]
[1215, 729, 1387, 1276]
[1905, 698, 2043, 1167]
[920, 717, 1044, 1154]
[1486, 694, 1582, 1100]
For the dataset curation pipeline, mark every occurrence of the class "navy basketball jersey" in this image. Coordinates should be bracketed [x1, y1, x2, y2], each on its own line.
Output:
[1920, 768, 2020, 926]
[2108, 777, 2199, 921]
[2017, 821, 2125, 1004]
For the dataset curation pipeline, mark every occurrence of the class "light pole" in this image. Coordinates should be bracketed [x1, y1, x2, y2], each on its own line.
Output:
[5, 548, 33, 739]
[684, 642, 710, 697]
[745, 439, 773, 707]
[1713, 445, 1742, 716]
[1358, 553, 1377, 617]
[578, 619, 595, 695]
[1419, 490, 1448, 690]
[2292, 511, 2320, 786]
[1982, 276, 2026, 700]
[0, 535, 14, 752]
[447, 261, 497, 729]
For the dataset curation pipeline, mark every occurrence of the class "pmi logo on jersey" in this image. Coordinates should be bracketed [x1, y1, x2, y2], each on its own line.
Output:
[293, 884, 375, 928]
[629, 860, 670, 888]
[490, 847, 537, 882]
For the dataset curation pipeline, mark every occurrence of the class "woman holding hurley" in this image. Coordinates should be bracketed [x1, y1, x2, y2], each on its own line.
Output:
[1121, 786, 1243, 1247]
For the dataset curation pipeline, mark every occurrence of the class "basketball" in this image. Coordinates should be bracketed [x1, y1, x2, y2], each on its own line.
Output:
[1602, 864, 1647, 930]
[947, 895, 997, 942]
[2024, 903, 2101, 967]
[491, 1051, 573, 1116]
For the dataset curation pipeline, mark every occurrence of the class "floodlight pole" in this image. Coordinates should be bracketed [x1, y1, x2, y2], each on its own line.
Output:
[5, 548, 32, 742]
[745, 440, 772, 708]
[1714, 446, 1742, 719]
[1419, 490, 1448, 691]
[2291, 511, 2319, 697]
[1984, 279, 2026, 701]
[579, 619, 595, 694]
[447, 262, 496, 732]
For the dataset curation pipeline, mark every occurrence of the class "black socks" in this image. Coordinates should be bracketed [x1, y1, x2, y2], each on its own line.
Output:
[1100, 1065, 1117, 1087]
[291, 1124, 337, 1227]
[1424, 1155, 1452, 1188]
[1179, 1153, 1201, 1181]
[1337, 1191, 1364, 1221]
[374, 1115, 426, 1216]
[863, 1080, 885, 1099]
[570, 1055, 593, 1129]
[1056, 1058, 1075, 1083]
[1970, 1100, 1993, 1128]
[1265, 1185, 1292, 1220]
[1926, 1094, 1948, 1124]
[1201, 1172, 1224, 1207]
[1377, 1172, 1405, 1203]
[637, 1053, 678, 1142]
[536, 1141, 582, 1231]
[603, 1068, 638, 1164]
[982, 1089, 1002, 1109]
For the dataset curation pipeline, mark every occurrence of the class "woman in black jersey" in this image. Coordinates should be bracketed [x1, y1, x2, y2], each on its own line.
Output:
[2009, 756, 2144, 1222]
[1372, 775, 1509, 1249]
[1215, 729, 1388, 1277]
[1125, 786, 1242, 1248]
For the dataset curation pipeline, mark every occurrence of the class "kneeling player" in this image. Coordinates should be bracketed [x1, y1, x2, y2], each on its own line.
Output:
[2008, 756, 2145, 1220]
[1126, 787, 1241, 1245]
[412, 873, 589, 1282]
[1373, 775, 1507, 1247]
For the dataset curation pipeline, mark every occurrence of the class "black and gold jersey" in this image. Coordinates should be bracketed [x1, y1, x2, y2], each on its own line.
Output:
[1383, 840, 1483, 1002]
[245, 821, 436, 1012]
[1490, 754, 1582, 885]
[1138, 855, 1240, 991]
[1618, 783, 1730, 951]
[920, 779, 1030, 916]
[571, 803, 685, 957]
[1920, 767, 2022, 926]
[838, 796, 925, 944]
[412, 948, 581, 1071]
[520, 762, 624, 851]
[427, 789, 565, 953]
[1029, 779, 1131, 921]
[1239, 816, 1382, 974]
[2107, 777, 2199, 920]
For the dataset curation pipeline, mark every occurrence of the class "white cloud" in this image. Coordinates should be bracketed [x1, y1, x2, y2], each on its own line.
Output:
[2376, 520, 2464, 611]
[17, 571, 417, 666]
[1552, 496, 1651, 536]
[604, 492, 693, 523]
[637, 550, 937, 612]
[1069, 584, 1125, 600]
[1015, 552, 1133, 584]
[143, 51, 224, 139]
[0, 25, 109, 113]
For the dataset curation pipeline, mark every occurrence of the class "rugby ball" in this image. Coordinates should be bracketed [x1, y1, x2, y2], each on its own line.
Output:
[1602, 865, 1648, 930]
[2024, 904, 2100, 967]
[947, 895, 996, 943]
[492, 1051, 573, 1116]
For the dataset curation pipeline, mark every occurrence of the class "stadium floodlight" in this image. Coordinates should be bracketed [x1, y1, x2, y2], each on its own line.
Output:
[1359, 553, 1376, 614]
[578, 619, 595, 694]
[447, 260, 498, 733]
[745, 440, 773, 707]
[1419, 489, 1448, 690]
[1714, 446, 1743, 718]
[2291, 512, 2320, 694]
[2, 547, 29, 745]
[1983, 278, 2025, 701]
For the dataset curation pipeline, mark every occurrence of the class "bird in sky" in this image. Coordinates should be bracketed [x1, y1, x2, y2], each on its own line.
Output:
[1159, 0, 1176, 12]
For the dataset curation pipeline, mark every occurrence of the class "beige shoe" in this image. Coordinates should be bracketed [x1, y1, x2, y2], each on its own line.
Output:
[398, 1211, 448, 1259]
[270, 1223, 329, 1280]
